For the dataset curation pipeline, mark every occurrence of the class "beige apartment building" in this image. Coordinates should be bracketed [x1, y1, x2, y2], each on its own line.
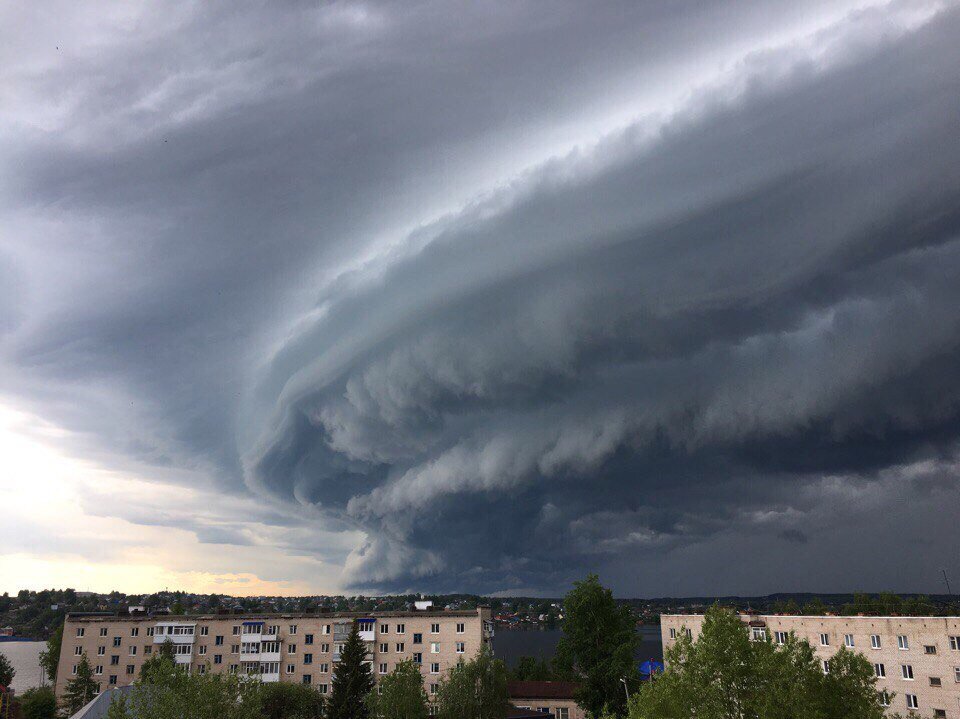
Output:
[55, 607, 493, 701]
[662, 613, 960, 718]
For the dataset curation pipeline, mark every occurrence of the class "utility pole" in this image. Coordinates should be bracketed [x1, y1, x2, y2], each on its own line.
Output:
[942, 569, 953, 596]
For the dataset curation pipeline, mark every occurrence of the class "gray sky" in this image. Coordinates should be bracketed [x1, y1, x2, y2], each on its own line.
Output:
[2, 0, 960, 597]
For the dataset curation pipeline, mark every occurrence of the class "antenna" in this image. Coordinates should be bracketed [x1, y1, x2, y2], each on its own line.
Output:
[942, 569, 953, 596]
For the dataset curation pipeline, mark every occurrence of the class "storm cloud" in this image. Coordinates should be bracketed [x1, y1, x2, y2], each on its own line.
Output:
[3, 0, 960, 595]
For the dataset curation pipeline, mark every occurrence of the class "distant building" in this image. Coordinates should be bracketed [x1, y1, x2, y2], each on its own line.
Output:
[507, 681, 584, 719]
[662, 613, 960, 718]
[56, 607, 494, 706]
[0, 627, 13, 637]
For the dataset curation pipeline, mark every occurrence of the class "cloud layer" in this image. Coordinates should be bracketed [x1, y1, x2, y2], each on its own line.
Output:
[3, 0, 960, 595]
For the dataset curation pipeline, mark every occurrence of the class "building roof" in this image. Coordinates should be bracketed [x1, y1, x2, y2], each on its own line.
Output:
[507, 707, 553, 719]
[507, 681, 579, 700]
[70, 685, 134, 719]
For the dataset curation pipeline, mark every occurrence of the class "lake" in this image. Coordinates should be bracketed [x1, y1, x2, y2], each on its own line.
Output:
[0, 641, 46, 693]
[494, 626, 663, 668]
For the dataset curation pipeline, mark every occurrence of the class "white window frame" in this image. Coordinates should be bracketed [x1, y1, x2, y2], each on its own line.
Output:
[906, 694, 918, 710]
[456, 642, 465, 653]
[901, 664, 914, 680]
[897, 635, 909, 650]
[431, 642, 440, 654]
[874, 663, 885, 678]
[774, 631, 787, 645]
[871, 634, 881, 649]
[844, 634, 854, 648]
[820, 633, 829, 647]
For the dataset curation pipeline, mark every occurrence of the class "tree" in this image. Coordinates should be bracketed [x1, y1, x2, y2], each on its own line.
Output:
[39, 621, 63, 683]
[252, 681, 326, 719]
[435, 647, 509, 719]
[800, 598, 827, 615]
[367, 660, 428, 719]
[327, 623, 375, 719]
[508, 656, 554, 681]
[17, 686, 58, 719]
[0, 652, 14, 687]
[63, 654, 99, 715]
[629, 606, 888, 719]
[555, 575, 639, 717]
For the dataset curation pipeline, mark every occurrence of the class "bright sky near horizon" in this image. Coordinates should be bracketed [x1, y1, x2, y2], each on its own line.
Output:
[2, 0, 960, 598]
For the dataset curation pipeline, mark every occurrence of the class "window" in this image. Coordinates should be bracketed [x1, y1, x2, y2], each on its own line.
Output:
[430, 623, 440, 634]
[774, 631, 787, 645]
[231, 645, 239, 654]
[456, 642, 465, 653]
[413, 633, 423, 644]
[97, 646, 105, 656]
[144, 646, 152, 656]
[289, 625, 298, 635]
[286, 664, 296, 674]
[305, 634, 314, 645]
[72, 665, 78, 675]
[879, 691, 890, 707]
[669, 628, 676, 639]
[950, 636, 959, 650]
[111, 656, 119, 666]
[321, 643, 330, 653]
[685, 629, 692, 639]
[75, 646, 82, 655]
[113, 637, 121, 647]
[214, 655, 222, 665]
[906, 694, 918, 710]
[897, 635, 909, 650]
[871, 634, 881, 649]
[821, 660, 830, 674]
[215, 635, 223, 646]
[173, 645, 191, 656]
[874, 663, 885, 678]
[147, 627, 154, 637]
[819, 633, 829, 647]
[77, 628, 85, 638]
[396, 624, 405, 634]
[304, 653, 313, 665]
[322, 625, 330, 635]
[955, 666, 960, 683]
[95, 665, 104, 675]
[379, 663, 388, 674]
[229, 665, 239, 673]
[844, 634, 854, 647]
[397, 643, 405, 653]
[428, 705, 437, 716]
[126, 665, 135, 675]
[929, 676, 941, 687]
[430, 663, 440, 674]
[130, 646, 137, 656]
[751, 627, 766, 641]
[381, 624, 390, 634]
[925, 645, 938, 655]
[380, 643, 389, 653]
[319, 684, 329, 695]
[359, 620, 375, 633]
[413, 653, 422, 665]
[456, 623, 465, 634]
[901, 664, 914, 680]
[320, 663, 329, 673]
[200, 627, 208, 636]
[933, 710, 946, 719]
[556, 709, 569, 719]
[197, 665, 207, 675]
[303, 675, 312, 685]
[108, 675, 117, 685]
[289, 644, 297, 654]
[131, 627, 139, 637]
[267, 626, 279, 636]
[233, 626, 241, 636]
[99, 628, 108, 637]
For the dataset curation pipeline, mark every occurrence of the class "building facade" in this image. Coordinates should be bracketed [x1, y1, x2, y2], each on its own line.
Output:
[56, 608, 493, 700]
[662, 613, 960, 718]
[507, 680, 584, 719]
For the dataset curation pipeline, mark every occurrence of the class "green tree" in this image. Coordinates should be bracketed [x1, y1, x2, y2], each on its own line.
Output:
[63, 654, 99, 715]
[509, 656, 554, 681]
[39, 621, 63, 683]
[436, 647, 509, 719]
[629, 607, 888, 719]
[327, 623, 375, 719]
[253, 681, 326, 719]
[555, 575, 639, 717]
[800, 598, 827, 615]
[367, 659, 428, 719]
[0, 652, 14, 686]
[17, 686, 58, 719]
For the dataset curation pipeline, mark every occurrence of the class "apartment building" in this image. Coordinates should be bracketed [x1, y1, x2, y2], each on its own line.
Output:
[55, 607, 494, 700]
[662, 613, 960, 718]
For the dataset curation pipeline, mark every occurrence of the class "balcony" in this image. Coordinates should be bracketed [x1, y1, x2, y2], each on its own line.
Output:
[261, 671, 280, 683]
[261, 651, 281, 662]
[174, 654, 191, 665]
[359, 630, 375, 642]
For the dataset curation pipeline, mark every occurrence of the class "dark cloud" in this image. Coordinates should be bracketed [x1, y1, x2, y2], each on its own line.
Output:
[2, 0, 960, 595]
